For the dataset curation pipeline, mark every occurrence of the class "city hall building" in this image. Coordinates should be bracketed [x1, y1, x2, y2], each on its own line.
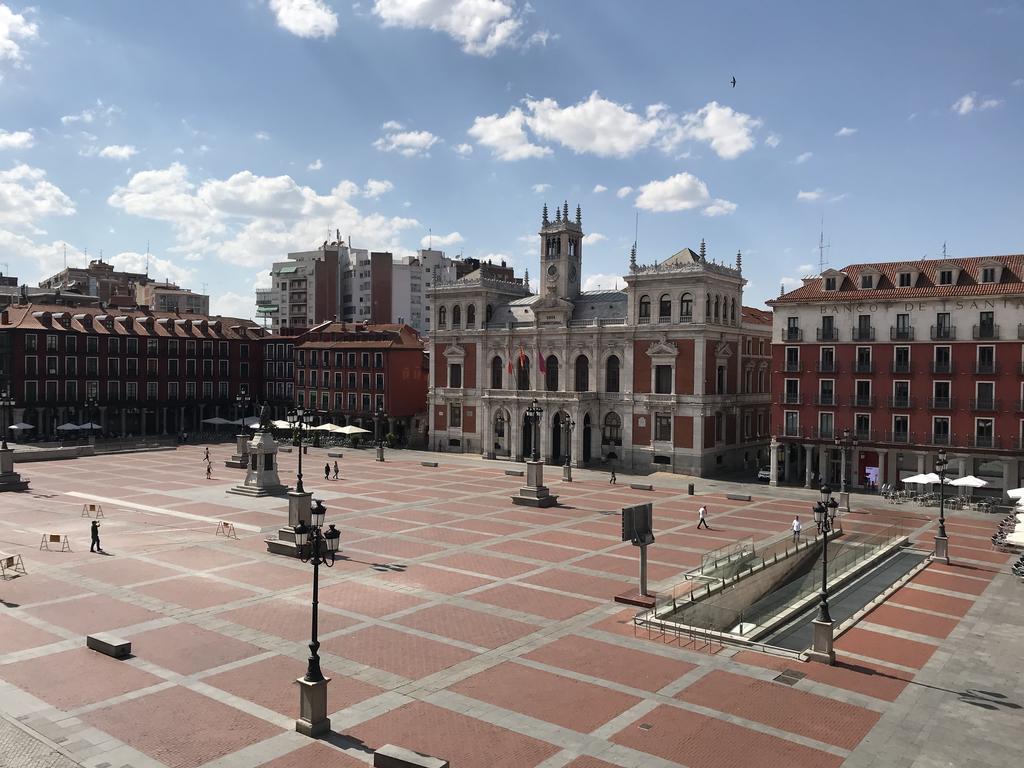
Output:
[427, 203, 773, 476]
[767, 254, 1024, 494]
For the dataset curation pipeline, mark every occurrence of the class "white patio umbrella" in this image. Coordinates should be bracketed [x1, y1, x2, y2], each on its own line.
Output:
[1006, 487, 1024, 500]
[78, 422, 102, 430]
[903, 472, 939, 485]
[9, 423, 34, 430]
[55, 422, 82, 431]
[338, 425, 371, 435]
[950, 475, 988, 488]
[270, 419, 292, 429]
[202, 417, 232, 425]
[312, 423, 343, 432]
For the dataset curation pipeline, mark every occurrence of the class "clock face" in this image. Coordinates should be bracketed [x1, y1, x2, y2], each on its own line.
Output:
[547, 264, 558, 279]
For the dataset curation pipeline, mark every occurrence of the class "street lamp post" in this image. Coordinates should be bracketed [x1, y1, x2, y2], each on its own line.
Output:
[374, 405, 387, 462]
[525, 398, 543, 463]
[288, 407, 314, 493]
[293, 498, 341, 738]
[809, 483, 840, 665]
[934, 448, 950, 564]
[562, 414, 575, 482]
[236, 388, 252, 431]
[0, 389, 14, 450]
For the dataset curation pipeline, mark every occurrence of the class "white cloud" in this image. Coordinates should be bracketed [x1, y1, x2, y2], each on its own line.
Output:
[764, 133, 781, 148]
[107, 162, 419, 268]
[679, 101, 761, 159]
[796, 263, 815, 274]
[524, 29, 556, 48]
[421, 231, 463, 248]
[780, 276, 803, 292]
[582, 273, 621, 292]
[634, 172, 733, 217]
[616, 186, 633, 199]
[98, 144, 138, 160]
[362, 178, 393, 199]
[0, 164, 76, 233]
[60, 99, 121, 126]
[795, 151, 813, 164]
[797, 188, 823, 201]
[0, 3, 37, 64]
[980, 98, 1003, 110]
[307, 158, 322, 170]
[0, 128, 33, 149]
[592, 184, 607, 193]
[109, 250, 194, 286]
[582, 232, 606, 245]
[372, 0, 522, 56]
[524, 92, 670, 158]
[173, 147, 185, 155]
[373, 121, 440, 157]
[829, 193, 847, 203]
[952, 93, 976, 115]
[254, 131, 270, 141]
[253, 269, 272, 289]
[453, 142, 473, 155]
[211, 290, 256, 319]
[468, 107, 550, 161]
[269, 0, 339, 38]
[834, 126, 857, 137]
[531, 182, 549, 194]
[1013, 78, 1024, 87]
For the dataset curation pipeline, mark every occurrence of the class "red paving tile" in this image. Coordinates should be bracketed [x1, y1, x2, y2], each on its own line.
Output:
[521, 568, 629, 600]
[255, 742, 367, 768]
[864, 604, 960, 639]
[375, 564, 494, 595]
[612, 704, 844, 768]
[317, 581, 427, 617]
[0, 613, 63, 654]
[677, 669, 879, 750]
[25, 595, 162, 635]
[572, 553, 682, 581]
[0, 647, 163, 710]
[219, 601, 358, 641]
[486, 539, 588, 563]
[468, 583, 600, 620]
[132, 575, 258, 609]
[129, 623, 263, 675]
[732, 651, 911, 702]
[215, 561, 311, 591]
[404, 525, 495, 546]
[947, 545, 1009, 565]
[71, 558, 182, 587]
[395, 604, 538, 649]
[347, 700, 558, 768]
[346, 536, 444, 560]
[887, 586, 975, 617]
[446, 517, 527, 535]
[525, 634, 695, 691]
[202, 655, 381, 717]
[525, 530, 615, 551]
[148, 546, 255, 571]
[911, 569, 991, 596]
[453, 661, 641, 732]
[324, 625, 474, 680]
[0, 574, 89, 606]
[84, 686, 282, 768]
[563, 758, 621, 768]
[836, 627, 938, 669]
[427, 552, 539, 578]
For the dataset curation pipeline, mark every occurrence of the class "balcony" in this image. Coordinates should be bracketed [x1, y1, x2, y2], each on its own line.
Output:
[887, 396, 914, 409]
[816, 327, 839, 341]
[1015, 437, 1024, 450]
[929, 361, 954, 374]
[816, 360, 838, 373]
[851, 326, 875, 341]
[782, 393, 804, 405]
[853, 361, 874, 374]
[811, 427, 835, 439]
[852, 395, 877, 408]
[973, 362, 999, 375]
[928, 397, 955, 409]
[657, 315, 672, 324]
[924, 432, 952, 446]
[890, 327, 915, 341]
[1019, 323, 1024, 340]
[782, 424, 804, 438]
[972, 324, 1000, 340]
[638, 316, 651, 324]
[1018, 400, 1024, 413]
[930, 325, 956, 340]
[968, 435, 1000, 449]
[883, 431, 913, 444]
[783, 361, 803, 373]
[969, 398, 999, 411]
[813, 394, 836, 406]
[781, 328, 803, 342]
[890, 361, 912, 374]
[679, 314, 693, 323]
[852, 429, 876, 442]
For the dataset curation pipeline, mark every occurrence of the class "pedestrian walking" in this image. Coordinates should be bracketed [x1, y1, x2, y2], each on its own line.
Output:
[206, 462, 212, 480]
[792, 515, 802, 543]
[324, 462, 331, 480]
[90, 521, 101, 553]
[332, 460, 339, 480]
[609, 468, 617, 485]
[204, 447, 210, 462]
[697, 505, 710, 529]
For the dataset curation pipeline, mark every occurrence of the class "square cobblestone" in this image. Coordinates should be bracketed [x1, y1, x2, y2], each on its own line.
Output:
[128, 622, 264, 675]
[468, 583, 601, 620]
[394, 604, 538, 649]
[25, 595, 163, 635]
[323, 625, 474, 680]
[316, 581, 427, 618]
[132, 574, 258, 610]
[219, 601, 359, 642]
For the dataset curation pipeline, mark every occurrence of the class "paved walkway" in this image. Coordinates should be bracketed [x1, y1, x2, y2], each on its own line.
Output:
[0, 443, 1015, 767]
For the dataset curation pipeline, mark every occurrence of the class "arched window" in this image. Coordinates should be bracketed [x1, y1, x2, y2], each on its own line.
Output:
[716, 365, 726, 394]
[605, 355, 620, 393]
[658, 294, 672, 321]
[491, 356, 503, 389]
[451, 305, 462, 328]
[574, 355, 590, 392]
[438, 306, 447, 328]
[680, 292, 693, 321]
[730, 298, 736, 324]
[602, 412, 622, 445]
[638, 295, 651, 321]
[705, 294, 711, 319]
[466, 304, 476, 328]
[485, 304, 493, 323]
[545, 355, 559, 391]
[714, 296, 720, 321]
[517, 356, 530, 390]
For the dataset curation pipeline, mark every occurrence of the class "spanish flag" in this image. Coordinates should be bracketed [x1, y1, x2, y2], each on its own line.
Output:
[537, 349, 546, 374]
[518, 345, 527, 368]
[507, 356, 513, 375]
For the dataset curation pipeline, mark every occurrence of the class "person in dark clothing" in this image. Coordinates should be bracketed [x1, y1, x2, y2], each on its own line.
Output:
[90, 521, 101, 553]
[333, 461, 339, 480]
[609, 468, 617, 485]
[324, 462, 331, 480]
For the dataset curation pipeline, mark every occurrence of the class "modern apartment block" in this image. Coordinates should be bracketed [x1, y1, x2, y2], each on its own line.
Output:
[767, 255, 1024, 495]
[39, 259, 210, 312]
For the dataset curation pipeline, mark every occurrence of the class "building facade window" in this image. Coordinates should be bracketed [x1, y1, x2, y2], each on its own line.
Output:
[654, 413, 671, 442]
[491, 356, 503, 389]
[545, 356, 559, 391]
[654, 364, 672, 394]
[605, 355, 620, 392]
[574, 355, 589, 392]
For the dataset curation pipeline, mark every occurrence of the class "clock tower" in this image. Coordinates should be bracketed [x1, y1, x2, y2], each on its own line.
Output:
[539, 201, 583, 301]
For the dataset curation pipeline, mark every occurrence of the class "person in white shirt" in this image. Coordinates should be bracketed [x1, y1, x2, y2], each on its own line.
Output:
[792, 515, 802, 543]
[697, 505, 709, 529]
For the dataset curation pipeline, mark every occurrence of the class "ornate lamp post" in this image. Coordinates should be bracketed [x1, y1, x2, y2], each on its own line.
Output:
[525, 398, 543, 462]
[236, 388, 252, 431]
[293, 498, 341, 737]
[834, 428, 858, 493]
[562, 414, 575, 482]
[374, 405, 387, 462]
[809, 483, 840, 665]
[0, 388, 14, 450]
[934, 448, 950, 564]
[288, 407, 314, 493]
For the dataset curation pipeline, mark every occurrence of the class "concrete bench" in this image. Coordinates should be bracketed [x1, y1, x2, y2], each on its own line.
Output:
[374, 744, 449, 768]
[420, 461, 438, 467]
[86, 632, 132, 659]
[328, 451, 344, 458]
[726, 493, 752, 502]
[629, 483, 654, 491]
[278, 447, 293, 453]
[504, 469, 525, 477]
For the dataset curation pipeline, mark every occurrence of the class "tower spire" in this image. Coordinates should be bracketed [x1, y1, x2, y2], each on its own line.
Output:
[736, 249, 742, 273]
[575, 204, 581, 226]
[699, 238, 706, 261]
[555, 205, 561, 223]
[629, 243, 637, 272]
[542, 203, 549, 226]
[562, 200, 569, 222]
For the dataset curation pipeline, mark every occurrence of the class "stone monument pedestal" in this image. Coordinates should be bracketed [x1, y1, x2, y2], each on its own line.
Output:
[294, 676, 331, 738]
[228, 430, 286, 497]
[511, 461, 558, 507]
[806, 618, 836, 665]
[266, 490, 313, 557]
[224, 433, 249, 468]
[0, 448, 29, 492]
[933, 534, 950, 565]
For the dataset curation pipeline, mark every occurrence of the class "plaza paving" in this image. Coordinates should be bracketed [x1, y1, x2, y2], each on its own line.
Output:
[0, 444, 1020, 767]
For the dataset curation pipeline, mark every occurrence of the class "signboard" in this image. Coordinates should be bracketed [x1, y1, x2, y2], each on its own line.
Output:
[621, 503, 654, 546]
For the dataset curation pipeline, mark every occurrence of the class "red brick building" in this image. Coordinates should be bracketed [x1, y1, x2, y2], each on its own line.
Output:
[291, 321, 428, 444]
[767, 254, 1024, 495]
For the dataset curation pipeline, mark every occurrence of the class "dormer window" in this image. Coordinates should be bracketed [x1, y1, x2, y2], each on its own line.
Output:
[898, 272, 912, 287]
[981, 267, 996, 283]
[860, 274, 874, 289]
[938, 270, 953, 285]
[824, 277, 837, 291]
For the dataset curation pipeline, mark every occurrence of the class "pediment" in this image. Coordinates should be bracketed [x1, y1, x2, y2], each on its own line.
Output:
[443, 342, 466, 359]
[646, 337, 678, 359]
[714, 341, 733, 358]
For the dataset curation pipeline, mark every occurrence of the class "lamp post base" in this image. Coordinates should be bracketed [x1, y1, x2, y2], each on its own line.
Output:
[294, 676, 331, 738]
[932, 534, 950, 565]
[376, 445, 385, 462]
[806, 618, 836, 665]
[562, 464, 572, 482]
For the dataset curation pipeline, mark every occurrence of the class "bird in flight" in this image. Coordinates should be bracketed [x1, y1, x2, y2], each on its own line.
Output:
[731, 76, 737, 88]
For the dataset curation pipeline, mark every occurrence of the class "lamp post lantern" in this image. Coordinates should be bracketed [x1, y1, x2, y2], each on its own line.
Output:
[293, 498, 341, 737]
[0, 389, 15, 451]
[236, 388, 252, 431]
[934, 448, 950, 564]
[809, 483, 840, 664]
[525, 398, 543, 462]
[288, 407, 314, 493]
[834, 428, 858, 493]
[562, 414, 575, 482]
[374, 405, 387, 462]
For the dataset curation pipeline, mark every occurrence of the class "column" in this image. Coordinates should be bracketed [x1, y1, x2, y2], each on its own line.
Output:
[179, 407, 185, 435]
[427, 394, 436, 451]
[161, 407, 168, 435]
[782, 441, 790, 483]
[916, 452, 926, 475]
[804, 445, 814, 488]
[1003, 460, 1014, 495]
[769, 437, 779, 487]
[876, 449, 887, 489]
[818, 445, 828, 486]
[852, 448, 860, 489]
[140, 411, 147, 437]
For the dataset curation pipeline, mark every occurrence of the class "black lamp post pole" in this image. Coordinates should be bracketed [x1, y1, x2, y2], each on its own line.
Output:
[375, 406, 387, 462]
[0, 389, 13, 450]
[525, 398, 542, 462]
[814, 484, 839, 623]
[936, 449, 948, 539]
[289, 408, 309, 493]
[563, 416, 574, 469]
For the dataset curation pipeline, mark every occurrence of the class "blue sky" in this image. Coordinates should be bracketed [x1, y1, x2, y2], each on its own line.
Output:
[1, 1, 1022, 317]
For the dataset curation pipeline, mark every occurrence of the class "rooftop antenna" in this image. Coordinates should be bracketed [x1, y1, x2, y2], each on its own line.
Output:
[63, 243, 67, 269]
[817, 217, 831, 275]
[145, 240, 150, 277]
[634, 211, 639, 257]
[942, 241, 948, 259]
[428, 227, 432, 249]
[202, 282, 208, 295]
